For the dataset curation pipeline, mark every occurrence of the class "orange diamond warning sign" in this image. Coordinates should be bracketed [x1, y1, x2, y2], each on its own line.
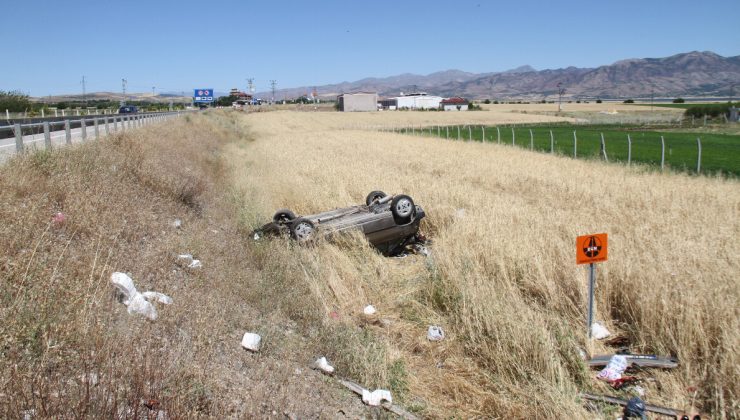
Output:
[576, 233, 608, 265]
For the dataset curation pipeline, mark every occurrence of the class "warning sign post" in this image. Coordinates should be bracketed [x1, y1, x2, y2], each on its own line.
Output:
[576, 233, 608, 338]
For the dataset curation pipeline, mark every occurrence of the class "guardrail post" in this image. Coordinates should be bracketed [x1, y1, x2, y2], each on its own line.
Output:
[81, 118, 87, 140]
[14, 123, 23, 152]
[65, 120, 71, 144]
[104, 117, 110, 135]
[113, 116, 118, 132]
[94, 118, 99, 139]
[43, 121, 51, 149]
[123, 116, 127, 130]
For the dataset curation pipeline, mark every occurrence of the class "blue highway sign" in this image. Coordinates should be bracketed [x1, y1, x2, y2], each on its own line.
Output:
[193, 88, 214, 103]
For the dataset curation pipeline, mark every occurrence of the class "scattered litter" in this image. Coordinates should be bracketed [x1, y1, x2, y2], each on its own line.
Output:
[338, 379, 419, 420]
[580, 393, 700, 419]
[392, 252, 408, 259]
[588, 354, 678, 369]
[631, 385, 646, 397]
[591, 322, 611, 339]
[597, 355, 628, 382]
[52, 212, 66, 226]
[172, 219, 182, 229]
[427, 325, 445, 341]
[241, 332, 262, 352]
[413, 244, 431, 256]
[253, 231, 261, 240]
[110, 272, 172, 321]
[622, 396, 646, 419]
[363, 305, 377, 316]
[362, 389, 392, 406]
[178, 254, 202, 268]
[313, 357, 335, 374]
[578, 348, 588, 360]
[329, 311, 340, 319]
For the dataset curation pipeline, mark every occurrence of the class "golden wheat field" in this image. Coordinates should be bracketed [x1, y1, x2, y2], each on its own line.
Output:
[227, 108, 738, 418]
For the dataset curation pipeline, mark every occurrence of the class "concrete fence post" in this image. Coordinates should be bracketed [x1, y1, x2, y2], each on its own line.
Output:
[468, 125, 472, 141]
[81, 119, 87, 140]
[105, 117, 110, 135]
[529, 129, 534, 150]
[660, 136, 665, 170]
[41, 108, 44, 118]
[446, 126, 449, 139]
[43, 121, 51, 149]
[482, 126, 485, 141]
[55, 109, 58, 117]
[550, 130, 554, 153]
[696, 138, 702, 173]
[573, 130, 577, 158]
[512, 127, 515, 146]
[6, 109, 9, 121]
[113, 116, 118, 132]
[600, 133, 608, 162]
[62, 109, 65, 117]
[94, 118, 99, 139]
[627, 134, 632, 166]
[496, 126, 500, 143]
[65, 120, 71, 144]
[14, 123, 23, 152]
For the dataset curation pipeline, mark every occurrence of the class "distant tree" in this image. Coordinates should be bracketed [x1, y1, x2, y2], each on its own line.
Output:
[673, 97, 685, 103]
[623, 99, 635, 103]
[484, 99, 491, 104]
[596, 99, 602, 103]
[0, 90, 31, 112]
[215, 95, 238, 107]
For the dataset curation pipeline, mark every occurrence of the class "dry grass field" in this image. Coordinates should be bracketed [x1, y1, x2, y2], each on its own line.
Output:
[1, 107, 736, 418]
[228, 108, 738, 418]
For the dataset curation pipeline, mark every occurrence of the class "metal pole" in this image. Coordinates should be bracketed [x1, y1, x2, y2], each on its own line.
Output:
[587, 263, 595, 338]
[660, 136, 665, 170]
[573, 130, 577, 158]
[696, 138, 702, 174]
[482, 126, 485, 141]
[14, 123, 23, 152]
[457, 126, 460, 140]
[497, 126, 500, 143]
[468, 125, 472, 141]
[512, 127, 515, 146]
[627, 134, 632, 166]
[446, 126, 449, 139]
[43, 121, 51, 149]
[65, 120, 71, 144]
[94, 118, 99, 139]
[529, 129, 534, 150]
[600, 133, 608, 162]
[550, 130, 554, 153]
[81, 118, 87, 140]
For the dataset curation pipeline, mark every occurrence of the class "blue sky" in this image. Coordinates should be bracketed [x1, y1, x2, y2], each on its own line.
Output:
[3, 0, 738, 96]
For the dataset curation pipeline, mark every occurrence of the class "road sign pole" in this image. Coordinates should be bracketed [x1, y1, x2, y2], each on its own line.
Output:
[587, 262, 595, 338]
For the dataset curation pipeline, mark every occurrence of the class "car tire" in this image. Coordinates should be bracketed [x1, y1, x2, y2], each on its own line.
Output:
[290, 218, 315, 242]
[391, 195, 415, 224]
[273, 209, 296, 225]
[365, 190, 387, 206]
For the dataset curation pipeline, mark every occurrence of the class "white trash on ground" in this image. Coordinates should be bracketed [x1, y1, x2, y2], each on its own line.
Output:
[172, 219, 182, 229]
[427, 325, 445, 341]
[596, 355, 628, 381]
[362, 389, 392, 406]
[363, 305, 377, 316]
[178, 254, 202, 268]
[313, 357, 335, 374]
[241, 332, 262, 352]
[110, 272, 172, 321]
[591, 322, 611, 340]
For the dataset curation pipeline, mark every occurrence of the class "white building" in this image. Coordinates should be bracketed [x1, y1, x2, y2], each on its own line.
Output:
[394, 92, 443, 110]
[440, 97, 469, 111]
[337, 92, 378, 112]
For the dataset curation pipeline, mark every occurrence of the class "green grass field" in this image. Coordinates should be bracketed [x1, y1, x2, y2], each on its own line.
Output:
[402, 124, 740, 177]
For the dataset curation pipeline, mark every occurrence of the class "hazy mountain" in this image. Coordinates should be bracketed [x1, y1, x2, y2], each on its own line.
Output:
[264, 51, 739, 100]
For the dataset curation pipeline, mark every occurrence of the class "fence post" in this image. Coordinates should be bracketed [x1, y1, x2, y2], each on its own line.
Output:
[6, 109, 10, 121]
[94, 118, 99, 139]
[446, 126, 449, 139]
[14, 123, 23, 152]
[497, 126, 500, 143]
[482, 126, 485, 142]
[573, 130, 577, 158]
[550, 130, 554, 153]
[600, 133, 608, 162]
[41, 108, 44, 118]
[65, 120, 71, 144]
[105, 117, 110, 135]
[113, 116, 118, 132]
[627, 134, 632, 166]
[660, 136, 665, 170]
[512, 127, 515, 146]
[43, 121, 51, 149]
[696, 138, 702, 173]
[457, 126, 460, 140]
[468, 125, 472, 141]
[81, 119, 87, 140]
[437, 126, 440, 137]
[529, 129, 534, 150]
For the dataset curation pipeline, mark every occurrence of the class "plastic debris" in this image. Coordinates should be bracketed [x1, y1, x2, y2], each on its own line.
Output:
[427, 325, 445, 341]
[631, 385, 646, 397]
[363, 305, 377, 316]
[241, 332, 262, 352]
[413, 244, 431, 256]
[591, 322, 611, 339]
[178, 254, 202, 268]
[110, 272, 172, 321]
[313, 356, 335, 374]
[172, 219, 182, 229]
[362, 389, 392, 406]
[52, 212, 66, 226]
[622, 396, 647, 419]
[597, 355, 628, 382]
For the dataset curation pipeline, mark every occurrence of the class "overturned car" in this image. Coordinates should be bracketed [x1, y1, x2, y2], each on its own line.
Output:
[254, 191, 426, 255]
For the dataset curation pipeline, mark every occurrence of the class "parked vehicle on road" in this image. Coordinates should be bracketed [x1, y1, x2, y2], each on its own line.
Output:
[118, 106, 139, 114]
[254, 191, 426, 255]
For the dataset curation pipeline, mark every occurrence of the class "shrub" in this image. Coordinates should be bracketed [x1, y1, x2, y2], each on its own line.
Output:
[673, 98, 685, 103]
[484, 99, 491, 104]
[684, 102, 738, 118]
[596, 99, 602, 103]
[0, 90, 31, 112]
[623, 99, 635, 103]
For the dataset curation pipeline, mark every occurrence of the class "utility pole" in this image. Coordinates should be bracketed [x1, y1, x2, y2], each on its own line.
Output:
[121, 78, 127, 105]
[270, 80, 277, 105]
[557, 82, 566, 112]
[152, 86, 156, 96]
[81, 75, 87, 105]
[247, 78, 255, 105]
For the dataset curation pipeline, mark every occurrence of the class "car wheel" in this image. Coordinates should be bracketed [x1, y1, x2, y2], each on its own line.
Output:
[290, 218, 315, 242]
[273, 209, 296, 225]
[391, 195, 415, 223]
[365, 190, 387, 206]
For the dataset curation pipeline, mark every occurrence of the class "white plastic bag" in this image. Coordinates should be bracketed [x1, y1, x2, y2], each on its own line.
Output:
[427, 325, 445, 341]
[313, 356, 335, 374]
[110, 272, 172, 321]
[241, 332, 262, 352]
[597, 354, 628, 381]
[363, 305, 377, 315]
[591, 322, 611, 340]
[178, 254, 202, 268]
[362, 389, 392, 406]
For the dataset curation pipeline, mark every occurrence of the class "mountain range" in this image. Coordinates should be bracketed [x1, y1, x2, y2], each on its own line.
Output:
[261, 51, 740, 100]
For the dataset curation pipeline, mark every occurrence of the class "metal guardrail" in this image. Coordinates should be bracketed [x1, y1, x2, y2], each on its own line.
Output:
[1, 111, 189, 153]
